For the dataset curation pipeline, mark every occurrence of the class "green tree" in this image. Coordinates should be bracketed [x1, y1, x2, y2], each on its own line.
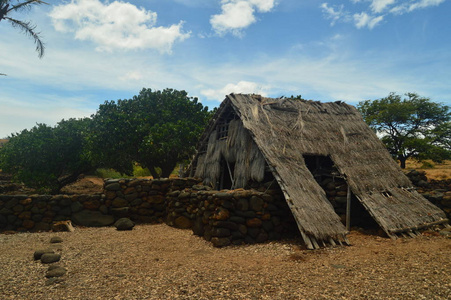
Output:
[88, 88, 212, 178]
[0, 0, 48, 58]
[0, 118, 94, 193]
[358, 92, 451, 169]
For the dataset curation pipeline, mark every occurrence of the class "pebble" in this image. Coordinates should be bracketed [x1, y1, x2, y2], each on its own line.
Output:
[33, 249, 54, 260]
[45, 265, 67, 278]
[50, 236, 63, 243]
[41, 253, 61, 264]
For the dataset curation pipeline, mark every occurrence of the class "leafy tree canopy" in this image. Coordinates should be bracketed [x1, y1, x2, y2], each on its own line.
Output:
[358, 92, 451, 168]
[0, 118, 94, 193]
[88, 88, 212, 178]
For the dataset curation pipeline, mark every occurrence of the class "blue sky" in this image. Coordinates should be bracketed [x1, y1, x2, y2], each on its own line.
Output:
[1, 0, 450, 138]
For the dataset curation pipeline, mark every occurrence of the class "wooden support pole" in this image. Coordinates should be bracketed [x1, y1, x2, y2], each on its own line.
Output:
[300, 230, 314, 250]
[346, 184, 351, 232]
[328, 237, 336, 247]
[389, 219, 449, 233]
[311, 237, 320, 249]
[225, 159, 235, 188]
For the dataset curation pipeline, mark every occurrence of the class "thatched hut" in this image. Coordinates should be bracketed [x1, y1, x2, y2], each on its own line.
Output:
[189, 94, 448, 249]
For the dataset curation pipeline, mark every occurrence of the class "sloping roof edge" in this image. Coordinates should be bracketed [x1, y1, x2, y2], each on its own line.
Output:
[227, 94, 349, 248]
[226, 93, 447, 244]
[190, 93, 448, 248]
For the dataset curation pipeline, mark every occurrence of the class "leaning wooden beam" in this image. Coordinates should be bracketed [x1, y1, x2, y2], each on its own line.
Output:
[389, 219, 450, 234]
[299, 230, 314, 250]
[389, 233, 398, 240]
[328, 237, 337, 247]
[407, 231, 416, 238]
[225, 160, 235, 188]
[311, 236, 320, 249]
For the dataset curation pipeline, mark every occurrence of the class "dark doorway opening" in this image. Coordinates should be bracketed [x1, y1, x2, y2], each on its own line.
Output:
[303, 154, 379, 230]
[219, 156, 235, 190]
[349, 196, 380, 229]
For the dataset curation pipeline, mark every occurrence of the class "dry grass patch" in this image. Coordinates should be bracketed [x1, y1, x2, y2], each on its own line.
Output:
[405, 159, 451, 180]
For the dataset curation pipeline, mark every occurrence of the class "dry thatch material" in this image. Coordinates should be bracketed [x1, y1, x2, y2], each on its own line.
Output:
[195, 118, 265, 189]
[191, 94, 448, 248]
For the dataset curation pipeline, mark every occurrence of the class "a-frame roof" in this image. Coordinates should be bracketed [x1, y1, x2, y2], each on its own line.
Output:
[193, 94, 448, 248]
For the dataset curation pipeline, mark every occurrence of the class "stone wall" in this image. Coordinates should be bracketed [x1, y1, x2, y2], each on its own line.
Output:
[167, 186, 297, 247]
[1, 174, 449, 247]
[104, 178, 297, 247]
[0, 194, 104, 232]
[0, 178, 296, 247]
[406, 170, 451, 219]
[103, 178, 198, 224]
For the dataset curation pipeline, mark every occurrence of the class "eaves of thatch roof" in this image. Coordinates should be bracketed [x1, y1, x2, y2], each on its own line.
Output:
[192, 94, 448, 248]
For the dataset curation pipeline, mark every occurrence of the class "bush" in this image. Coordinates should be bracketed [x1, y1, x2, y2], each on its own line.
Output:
[420, 161, 435, 169]
[95, 165, 152, 179]
[95, 169, 125, 179]
[133, 165, 151, 177]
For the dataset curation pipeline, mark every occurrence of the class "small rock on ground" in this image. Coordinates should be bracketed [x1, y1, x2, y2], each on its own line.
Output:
[45, 265, 67, 278]
[33, 249, 54, 260]
[114, 218, 135, 231]
[40, 253, 61, 264]
[45, 278, 65, 286]
[50, 236, 63, 243]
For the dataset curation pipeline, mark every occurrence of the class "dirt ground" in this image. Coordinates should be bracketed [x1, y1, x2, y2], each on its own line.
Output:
[2, 167, 450, 299]
[0, 224, 450, 300]
[60, 176, 105, 194]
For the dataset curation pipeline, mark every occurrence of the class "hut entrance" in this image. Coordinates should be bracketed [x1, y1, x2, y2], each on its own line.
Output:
[303, 155, 351, 227]
[219, 156, 235, 190]
[303, 155, 379, 230]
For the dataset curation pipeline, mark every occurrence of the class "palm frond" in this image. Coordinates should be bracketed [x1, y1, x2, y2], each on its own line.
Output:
[7, 1, 48, 13]
[6, 16, 45, 58]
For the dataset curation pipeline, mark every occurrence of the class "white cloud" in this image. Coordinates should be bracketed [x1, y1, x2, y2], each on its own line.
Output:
[321, 3, 349, 26]
[321, 0, 446, 29]
[391, 0, 446, 14]
[353, 12, 384, 29]
[49, 0, 190, 53]
[370, 0, 396, 13]
[120, 71, 143, 81]
[249, 0, 277, 12]
[210, 0, 277, 36]
[409, 0, 446, 10]
[201, 81, 270, 100]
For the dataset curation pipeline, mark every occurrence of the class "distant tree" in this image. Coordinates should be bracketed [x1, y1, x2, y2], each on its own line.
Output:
[358, 92, 451, 169]
[0, 118, 94, 193]
[0, 0, 48, 58]
[88, 88, 212, 178]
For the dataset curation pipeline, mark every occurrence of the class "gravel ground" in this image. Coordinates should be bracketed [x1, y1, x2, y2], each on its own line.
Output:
[0, 224, 450, 300]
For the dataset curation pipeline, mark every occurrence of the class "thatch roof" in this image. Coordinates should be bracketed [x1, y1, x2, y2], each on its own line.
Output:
[192, 94, 448, 248]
